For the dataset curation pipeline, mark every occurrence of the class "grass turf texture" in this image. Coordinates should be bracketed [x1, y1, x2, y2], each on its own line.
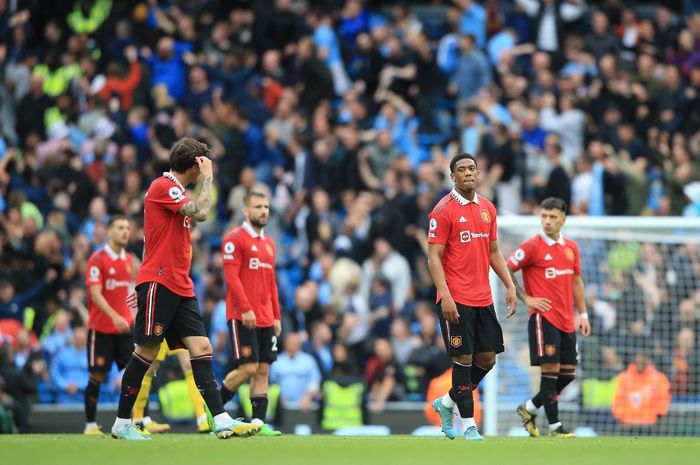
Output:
[2, 435, 698, 465]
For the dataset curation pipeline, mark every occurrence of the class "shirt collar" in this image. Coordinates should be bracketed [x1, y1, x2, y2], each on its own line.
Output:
[104, 244, 126, 260]
[163, 171, 186, 192]
[242, 221, 265, 239]
[451, 188, 480, 206]
[539, 230, 566, 246]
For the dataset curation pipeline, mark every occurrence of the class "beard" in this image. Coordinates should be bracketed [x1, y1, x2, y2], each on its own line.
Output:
[250, 217, 268, 229]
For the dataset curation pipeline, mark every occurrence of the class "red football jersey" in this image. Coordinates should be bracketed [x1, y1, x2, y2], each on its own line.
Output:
[427, 190, 498, 307]
[86, 246, 135, 334]
[136, 172, 195, 297]
[507, 232, 581, 332]
[222, 223, 280, 327]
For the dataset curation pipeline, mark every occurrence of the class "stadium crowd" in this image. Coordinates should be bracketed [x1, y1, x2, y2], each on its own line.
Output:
[0, 0, 699, 433]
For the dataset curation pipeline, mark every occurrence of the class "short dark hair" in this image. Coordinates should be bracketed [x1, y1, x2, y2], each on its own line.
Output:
[107, 215, 130, 228]
[170, 138, 210, 173]
[540, 197, 567, 214]
[243, 191, 268, 206]
[449, 152, 477, 173]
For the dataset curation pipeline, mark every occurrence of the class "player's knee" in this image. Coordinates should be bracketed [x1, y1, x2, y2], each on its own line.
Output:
[241, 363, 259, 378]
[135, 344, 159, 362]
[255, 363, 269, 377]
[186, 338, 213, 357]
[475, 355, 496, 370]
[453, 354, 472, 365]
[89, 371, 106, 383]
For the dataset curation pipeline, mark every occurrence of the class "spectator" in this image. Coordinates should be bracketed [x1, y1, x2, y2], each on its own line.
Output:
[48, 326, 88, 404]
[365, 338, 402, 412]
[269, 332, 321, 410]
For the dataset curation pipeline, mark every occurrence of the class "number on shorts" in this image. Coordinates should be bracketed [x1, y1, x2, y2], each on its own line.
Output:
[271, 335, 278, 352]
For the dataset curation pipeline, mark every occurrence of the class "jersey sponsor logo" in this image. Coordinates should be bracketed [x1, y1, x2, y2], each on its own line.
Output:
[545, 267, 575, 279]
[545, 345, 556, 356]
[450, 336, 462, 347]
[89, 266, 100, 281]
[109, 267, 116, 275]
[460, 230, 490, 243]
[459, 216, 468, 223]
[565, 248, 575, 261]
[104, 279, 131, 291]
[480, 210, 491, 224]
[168, 186, 186, 203]
[154, 323, 164, 336]
[241, 346, 253, 357]
[249, 258, 273, 270]
[429, 218, 437, 231]
[544, 254, 553, 261]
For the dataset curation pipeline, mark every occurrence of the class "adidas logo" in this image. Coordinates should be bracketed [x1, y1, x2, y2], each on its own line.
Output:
[251, 245, 258, 252]
[544, 254, 553, 261]
[459, 216, 468, 223]
[109, 267, 116, 275]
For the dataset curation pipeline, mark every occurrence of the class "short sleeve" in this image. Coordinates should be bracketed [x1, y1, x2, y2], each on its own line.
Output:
[573, 242, 582, 276]
[490, 205, 498, 240]
[148, 180, 191, 214]
[508, 239, 532, 272]
[427, 208, 450, 245]
[86, 255, 104, 287]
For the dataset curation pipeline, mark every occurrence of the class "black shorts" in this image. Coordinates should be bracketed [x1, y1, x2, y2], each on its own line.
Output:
[134, 282, 207, 349]
[228, 319, 278, 366]
[87, 330, 133, 373]
[528, 313, 578, 366]
[438, 302, 504, 356]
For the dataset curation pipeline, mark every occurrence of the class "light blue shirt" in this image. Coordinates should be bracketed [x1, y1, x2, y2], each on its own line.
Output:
[314, 25, 342, 66]
[487, 31, 515, 66]
[459, 3, 487, 48]
[269, 351, 321, 405]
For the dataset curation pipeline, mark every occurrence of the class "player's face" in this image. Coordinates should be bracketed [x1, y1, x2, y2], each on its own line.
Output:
[108, 219, 131, 247]
[245, 197, 270, 229]
[451, 158, 479, 192]
[540, 208, 565, 236]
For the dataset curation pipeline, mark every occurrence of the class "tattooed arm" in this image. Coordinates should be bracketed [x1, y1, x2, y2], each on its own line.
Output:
[508, 267, 552, 312]
[179, 157, 214, 222]
[508, 267, 527, 303]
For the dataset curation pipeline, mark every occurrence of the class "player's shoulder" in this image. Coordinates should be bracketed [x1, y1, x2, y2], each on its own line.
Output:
[149, 173, 186, 197]
[563, 236, 580, 250]
[223, 226, 246, 244]
[87, 248, 106, 265]
[430, 192, 454, 216]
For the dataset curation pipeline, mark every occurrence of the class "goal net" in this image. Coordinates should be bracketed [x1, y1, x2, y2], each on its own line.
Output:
[485, 216, 700, 437]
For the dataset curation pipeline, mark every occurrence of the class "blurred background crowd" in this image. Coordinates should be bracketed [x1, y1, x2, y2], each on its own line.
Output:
[0, 0, 699, 433]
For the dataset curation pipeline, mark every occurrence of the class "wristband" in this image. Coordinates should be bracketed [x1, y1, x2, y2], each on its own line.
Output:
[579, 312, 588, 320]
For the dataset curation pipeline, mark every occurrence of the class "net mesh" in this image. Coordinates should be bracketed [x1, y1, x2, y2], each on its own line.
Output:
[491, 218, 700, 437]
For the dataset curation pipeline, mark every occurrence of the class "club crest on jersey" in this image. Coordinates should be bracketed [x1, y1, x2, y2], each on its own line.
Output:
[242, 346, 253, 357]
[154, 323, 164, 336]
[96, 356, 105, 366]
[565, 248, 575, 261]
[429, 218, 437, 231]
[451, 336, 462, 348]
[480, 210, 491, 224]
[545, 345, 556, 356]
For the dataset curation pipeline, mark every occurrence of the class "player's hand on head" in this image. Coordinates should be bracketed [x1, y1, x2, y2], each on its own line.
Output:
[242, 310, 256, 330]
[441, 297, 459, 324]
[196, 156, 213, 177]
[525, 296, 552, 312]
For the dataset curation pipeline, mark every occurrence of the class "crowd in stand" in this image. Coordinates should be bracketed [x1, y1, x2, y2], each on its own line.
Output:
[0, 0, 699, 432]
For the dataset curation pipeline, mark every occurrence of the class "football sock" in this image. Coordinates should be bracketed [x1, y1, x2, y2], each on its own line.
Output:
[471, 361, 491, 389]
[463, 417, 477, 429]
[191, 354, 225, 417]
[450, 361, 474, 418]
[220, 385, 235, 404]
[525, 398, 539, 414]
[117, 352, 153, 419]
[441, 392, 456, 408]
[132, 370, 153, 421]
[539, 372, 560, 425]
[184, 368, 206, 419]
[251, 394, 268, 422]
[557, 367, 576, 393]
[84, 377, 101, 423]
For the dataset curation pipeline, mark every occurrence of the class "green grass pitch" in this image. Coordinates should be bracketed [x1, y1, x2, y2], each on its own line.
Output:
[2, 435, 698, 465]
